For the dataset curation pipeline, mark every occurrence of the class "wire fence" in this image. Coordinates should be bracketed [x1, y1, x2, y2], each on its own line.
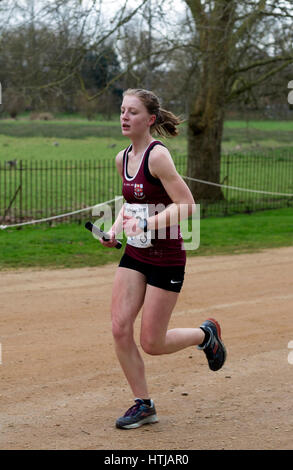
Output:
[0, 150, 293, 226]
[0, 159, 121, 225]
[185, 150, 293, 217]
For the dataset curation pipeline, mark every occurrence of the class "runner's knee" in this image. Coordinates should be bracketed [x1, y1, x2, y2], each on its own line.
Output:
[140, 334, 164, 356]
[112, 318, 132, 346]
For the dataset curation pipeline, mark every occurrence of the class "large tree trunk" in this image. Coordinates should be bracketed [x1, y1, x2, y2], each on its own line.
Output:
[185, 0, 236, 201]
[187, 101, 225, 200]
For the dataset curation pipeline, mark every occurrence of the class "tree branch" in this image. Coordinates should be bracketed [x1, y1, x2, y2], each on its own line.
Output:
[261, 11, 293, 19]
[232, 0, 267, 44]
[185, 0, 205, 26]
[93, 0, 149, 49]
[17, 0, 149, 94]
[228, 59, 293, 101]
[231, 54, 293, 75]
[77, 44, 186, 102]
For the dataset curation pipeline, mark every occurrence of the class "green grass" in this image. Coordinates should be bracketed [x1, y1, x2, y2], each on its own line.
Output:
[0, 220, 123, 269]
[224, 120, 293, 131]
[0, 118, 292, 164]
[0, 208, 292, 270]
[0, 136, 126, 161]
[194, 207, 293, 256]
[0, 124, 185, 161]
[0, 117, 292, 227]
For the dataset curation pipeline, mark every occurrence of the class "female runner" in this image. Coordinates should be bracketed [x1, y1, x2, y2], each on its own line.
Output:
[101, 88, 226, 429]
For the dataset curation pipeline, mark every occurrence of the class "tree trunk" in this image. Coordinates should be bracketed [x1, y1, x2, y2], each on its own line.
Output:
[187, 103, 225, 200]
[185, 0, 236, 201]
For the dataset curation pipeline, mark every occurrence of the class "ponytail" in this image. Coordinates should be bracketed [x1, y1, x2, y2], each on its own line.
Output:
[152, 107, 182, 137]
[123, 88, 183, 137]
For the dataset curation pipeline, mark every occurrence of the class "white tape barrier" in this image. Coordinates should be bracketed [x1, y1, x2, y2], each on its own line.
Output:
[1, 174, 293, 231]
[181, 175, 293, 197]
[0, 196, 123, 230]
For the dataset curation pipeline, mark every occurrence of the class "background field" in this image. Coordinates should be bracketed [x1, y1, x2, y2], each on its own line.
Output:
[1, 118, 293, 162]
[0, 117, 292, 269]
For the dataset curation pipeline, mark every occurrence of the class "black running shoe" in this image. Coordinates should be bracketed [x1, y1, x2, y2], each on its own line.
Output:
[116, 398, 158, 429]
[198, 318, 227, 371]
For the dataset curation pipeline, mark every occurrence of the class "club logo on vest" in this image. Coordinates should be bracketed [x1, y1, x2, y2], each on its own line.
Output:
[134, 183, 145, 199]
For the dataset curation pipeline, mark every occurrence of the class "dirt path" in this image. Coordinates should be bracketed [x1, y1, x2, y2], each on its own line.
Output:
[1, 247, 293, 450]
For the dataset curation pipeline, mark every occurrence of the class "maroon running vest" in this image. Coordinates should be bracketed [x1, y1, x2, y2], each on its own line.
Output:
[122, 140, 186, 266]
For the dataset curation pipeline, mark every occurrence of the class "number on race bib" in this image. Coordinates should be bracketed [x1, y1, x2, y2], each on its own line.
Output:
[124, 203, 153, 248]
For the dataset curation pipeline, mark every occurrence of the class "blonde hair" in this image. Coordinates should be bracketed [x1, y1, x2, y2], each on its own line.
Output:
[123, 88, 182, 137]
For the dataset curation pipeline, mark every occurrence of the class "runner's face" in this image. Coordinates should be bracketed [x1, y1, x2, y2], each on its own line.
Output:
[120, 95, 156, 138]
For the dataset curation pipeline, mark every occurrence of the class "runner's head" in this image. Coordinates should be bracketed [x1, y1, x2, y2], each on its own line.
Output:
[122, 89, 182, 137]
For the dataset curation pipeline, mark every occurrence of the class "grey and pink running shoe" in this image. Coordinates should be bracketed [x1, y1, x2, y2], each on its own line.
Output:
[116, 398, 158, 429]
[198, 318, 227, 371]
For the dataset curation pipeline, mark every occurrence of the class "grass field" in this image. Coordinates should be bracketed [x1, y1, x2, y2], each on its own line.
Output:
[0, 136, 126, 161]
[0, 118, 293, 162]
[0, 207, 292, 270]
[0, 117, 292, 269]
[1, 118, 292, 216]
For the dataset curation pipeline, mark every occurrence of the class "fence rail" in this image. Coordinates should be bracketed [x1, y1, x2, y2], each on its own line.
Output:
[0, 150, 293, 225]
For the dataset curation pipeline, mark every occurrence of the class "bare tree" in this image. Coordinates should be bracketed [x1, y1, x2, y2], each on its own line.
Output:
[184, 0, 293, 200]
[0, 0, 149, 109]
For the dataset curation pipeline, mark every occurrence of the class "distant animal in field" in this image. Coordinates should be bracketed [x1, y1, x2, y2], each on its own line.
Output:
[6, 159, 17, 168]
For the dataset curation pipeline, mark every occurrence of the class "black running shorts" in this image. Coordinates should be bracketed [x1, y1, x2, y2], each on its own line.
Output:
[119, 253, 185, 293]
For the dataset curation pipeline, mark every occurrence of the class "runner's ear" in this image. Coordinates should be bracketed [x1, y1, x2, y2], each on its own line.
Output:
[148, 114, 156, 127]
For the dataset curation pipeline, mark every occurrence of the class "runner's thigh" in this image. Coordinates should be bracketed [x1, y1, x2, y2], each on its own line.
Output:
[111, 267, 147, 329]
[140, 284, 179, 343]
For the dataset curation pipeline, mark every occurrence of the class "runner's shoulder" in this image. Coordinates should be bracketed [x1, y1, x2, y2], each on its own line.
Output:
[115, 150, 125, 176]
[149, 143, 175, 176]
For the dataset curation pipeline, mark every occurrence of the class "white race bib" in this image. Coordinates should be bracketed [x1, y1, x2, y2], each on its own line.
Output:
[124, 203, 153, 248]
